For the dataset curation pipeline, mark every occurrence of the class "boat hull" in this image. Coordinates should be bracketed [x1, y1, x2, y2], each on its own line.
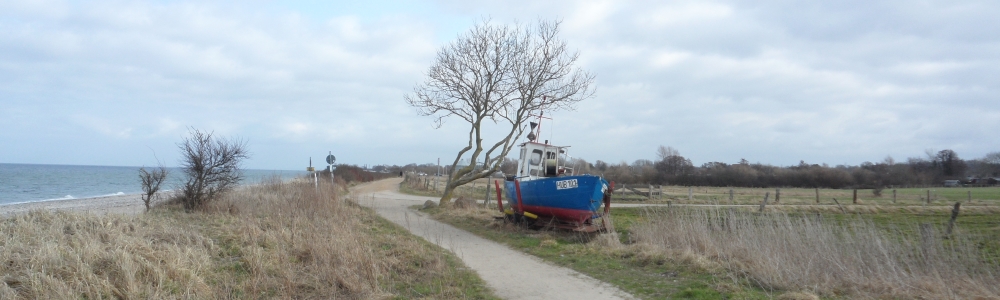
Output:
[504, 175, 609, 225]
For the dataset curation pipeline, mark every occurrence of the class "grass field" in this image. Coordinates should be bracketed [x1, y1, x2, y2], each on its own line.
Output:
[0, 179, 496, 299]
[409, 181, 1000, 299]
[628, 185, 1000, 206]
[401, 174, 1000, 207]
[421, 206, 775, 299]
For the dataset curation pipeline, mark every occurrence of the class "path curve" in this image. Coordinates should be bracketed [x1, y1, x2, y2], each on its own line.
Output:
[350, 178, 634, 300]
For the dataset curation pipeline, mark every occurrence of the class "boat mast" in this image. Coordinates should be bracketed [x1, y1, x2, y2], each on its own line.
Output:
[531, 96, 551, 144]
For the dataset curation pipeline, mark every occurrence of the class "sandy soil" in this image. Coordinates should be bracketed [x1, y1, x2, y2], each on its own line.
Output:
[350, 178, 635, 300]
[0, 193, 158, 217]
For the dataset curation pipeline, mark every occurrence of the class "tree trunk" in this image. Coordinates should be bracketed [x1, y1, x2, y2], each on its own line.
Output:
[439, 181, 457, 205]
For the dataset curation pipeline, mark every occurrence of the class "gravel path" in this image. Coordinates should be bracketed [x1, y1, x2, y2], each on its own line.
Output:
[350, 178, 635, 300]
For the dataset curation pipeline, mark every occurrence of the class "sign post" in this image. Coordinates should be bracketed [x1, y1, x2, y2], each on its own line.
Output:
[326, 151, 336, 182]
[307, 157, 317, 190]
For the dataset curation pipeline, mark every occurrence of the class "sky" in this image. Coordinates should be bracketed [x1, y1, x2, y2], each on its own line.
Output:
[1, 0, 998, 170]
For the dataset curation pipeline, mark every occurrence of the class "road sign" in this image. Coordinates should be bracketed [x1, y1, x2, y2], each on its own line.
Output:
[326, 153, 336, 164]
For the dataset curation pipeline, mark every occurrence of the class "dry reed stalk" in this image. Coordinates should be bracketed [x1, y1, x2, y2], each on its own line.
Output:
[0, 211, 215, 299]
[2, 177, 484, 299]
[630, 207, 1000, 299]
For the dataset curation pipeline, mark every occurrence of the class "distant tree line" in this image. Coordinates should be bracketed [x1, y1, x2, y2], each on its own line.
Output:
[572, 147, 1000, 189]
[378, 147, 999, 189]
[327, 164, 397, 182]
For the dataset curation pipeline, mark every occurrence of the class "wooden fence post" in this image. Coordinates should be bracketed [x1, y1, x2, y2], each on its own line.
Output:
[968, 191, 972, 202]
[892, 189, 897, 203]
[648, 184, 653, 200]
[815, 188, 819, 204]
[927, 190, 931, 204]
[775, 188, 781, 203]
[658, 185, 663, 200]
[853, 189, 858, 204]
[688, 187, 693, 201]
[485, 180, 492, 206]
[946, 202, 961, 237]
[759, 192, 770, 212]
[729, 189, 734, 203]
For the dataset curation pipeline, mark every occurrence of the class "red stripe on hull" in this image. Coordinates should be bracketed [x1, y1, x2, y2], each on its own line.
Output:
[520, 204, 595, 225]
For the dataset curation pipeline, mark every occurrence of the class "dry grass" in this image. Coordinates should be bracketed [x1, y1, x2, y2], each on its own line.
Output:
[0, 211, 215, 298]
[631, 208, 1000, 299]
[1, 178, 492, 299]
[197, 178, 386, 298]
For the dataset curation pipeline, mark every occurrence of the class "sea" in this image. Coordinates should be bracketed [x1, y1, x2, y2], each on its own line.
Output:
[0, 163, 309, 205]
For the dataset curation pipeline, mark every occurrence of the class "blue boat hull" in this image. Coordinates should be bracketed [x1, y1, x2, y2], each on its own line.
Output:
[504, 175, 609, 225]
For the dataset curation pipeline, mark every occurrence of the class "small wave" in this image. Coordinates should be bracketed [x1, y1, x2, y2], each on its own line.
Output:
[97, 192, 126, 197]
[0, 192, 142, 207]
[1, 195, 75, 206]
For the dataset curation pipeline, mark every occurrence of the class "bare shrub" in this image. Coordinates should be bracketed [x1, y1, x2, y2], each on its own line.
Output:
[631, 208, 1000, 299]
[453, 196, 477, 209]
[872, 185, 884, 197]
[177, 128, 248, 212]
[138, 165, 168, 211]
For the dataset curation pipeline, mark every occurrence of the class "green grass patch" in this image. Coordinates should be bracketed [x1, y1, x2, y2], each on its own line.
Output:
[420, 205, 773, 299]
[355, 205, 498, 299]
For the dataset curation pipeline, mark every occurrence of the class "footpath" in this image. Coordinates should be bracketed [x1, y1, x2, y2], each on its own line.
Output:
[351, 178, 633, 300]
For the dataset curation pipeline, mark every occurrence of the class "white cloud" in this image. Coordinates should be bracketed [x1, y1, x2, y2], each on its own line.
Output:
[0, 0, 997, 169]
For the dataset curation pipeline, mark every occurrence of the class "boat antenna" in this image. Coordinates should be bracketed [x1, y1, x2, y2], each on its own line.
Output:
[529, 96, 552, 144]
[537, 110, 543, 143]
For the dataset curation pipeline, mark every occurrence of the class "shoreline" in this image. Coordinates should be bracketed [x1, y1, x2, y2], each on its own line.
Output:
[0, 192, 157, 217]
[1, 181, 285, 218]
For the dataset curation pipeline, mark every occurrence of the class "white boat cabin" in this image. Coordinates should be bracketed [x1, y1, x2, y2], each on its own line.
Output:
[514, 141, 574, 181]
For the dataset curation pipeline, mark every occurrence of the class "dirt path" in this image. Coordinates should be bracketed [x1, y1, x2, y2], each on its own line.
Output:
[350, 178, 634, 300]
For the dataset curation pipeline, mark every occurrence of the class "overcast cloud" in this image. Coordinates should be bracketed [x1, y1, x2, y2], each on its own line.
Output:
[1, 0, 997, 169]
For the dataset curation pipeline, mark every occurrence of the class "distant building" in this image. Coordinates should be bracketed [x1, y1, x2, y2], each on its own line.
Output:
[943, 180, 962, 187]
[965, 177, 1000, 187]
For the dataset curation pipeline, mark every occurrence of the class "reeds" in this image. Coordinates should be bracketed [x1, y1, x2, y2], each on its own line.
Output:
[1, 177, 482, 299]
[0, 211, 215, 298]
[201, 177, 385, 298]
[631, 208, 1000, 299]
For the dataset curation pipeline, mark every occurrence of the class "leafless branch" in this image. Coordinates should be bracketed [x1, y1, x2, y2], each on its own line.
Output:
[406, 19, 594, 204]
[178, 128, 249, 212]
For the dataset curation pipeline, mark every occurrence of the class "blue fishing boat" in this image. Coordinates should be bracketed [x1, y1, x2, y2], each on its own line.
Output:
[495, 113, 614, 232]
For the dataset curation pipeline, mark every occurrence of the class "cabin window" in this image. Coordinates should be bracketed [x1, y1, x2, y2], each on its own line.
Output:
[530, 150, 543, 165]
[530, 169, 539, 176]
[546, 151, 556, 159]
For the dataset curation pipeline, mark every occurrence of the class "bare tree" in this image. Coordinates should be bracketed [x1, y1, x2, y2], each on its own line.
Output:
[178, 128, 249, 212]
[406, 19, 594, 205]
[656, 145, 680, 161]
[934, 149, 965, 177]
[138, 165, 169, 212]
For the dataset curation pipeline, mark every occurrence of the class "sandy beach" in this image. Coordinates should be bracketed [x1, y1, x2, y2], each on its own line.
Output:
[0, 193, 157, 217]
